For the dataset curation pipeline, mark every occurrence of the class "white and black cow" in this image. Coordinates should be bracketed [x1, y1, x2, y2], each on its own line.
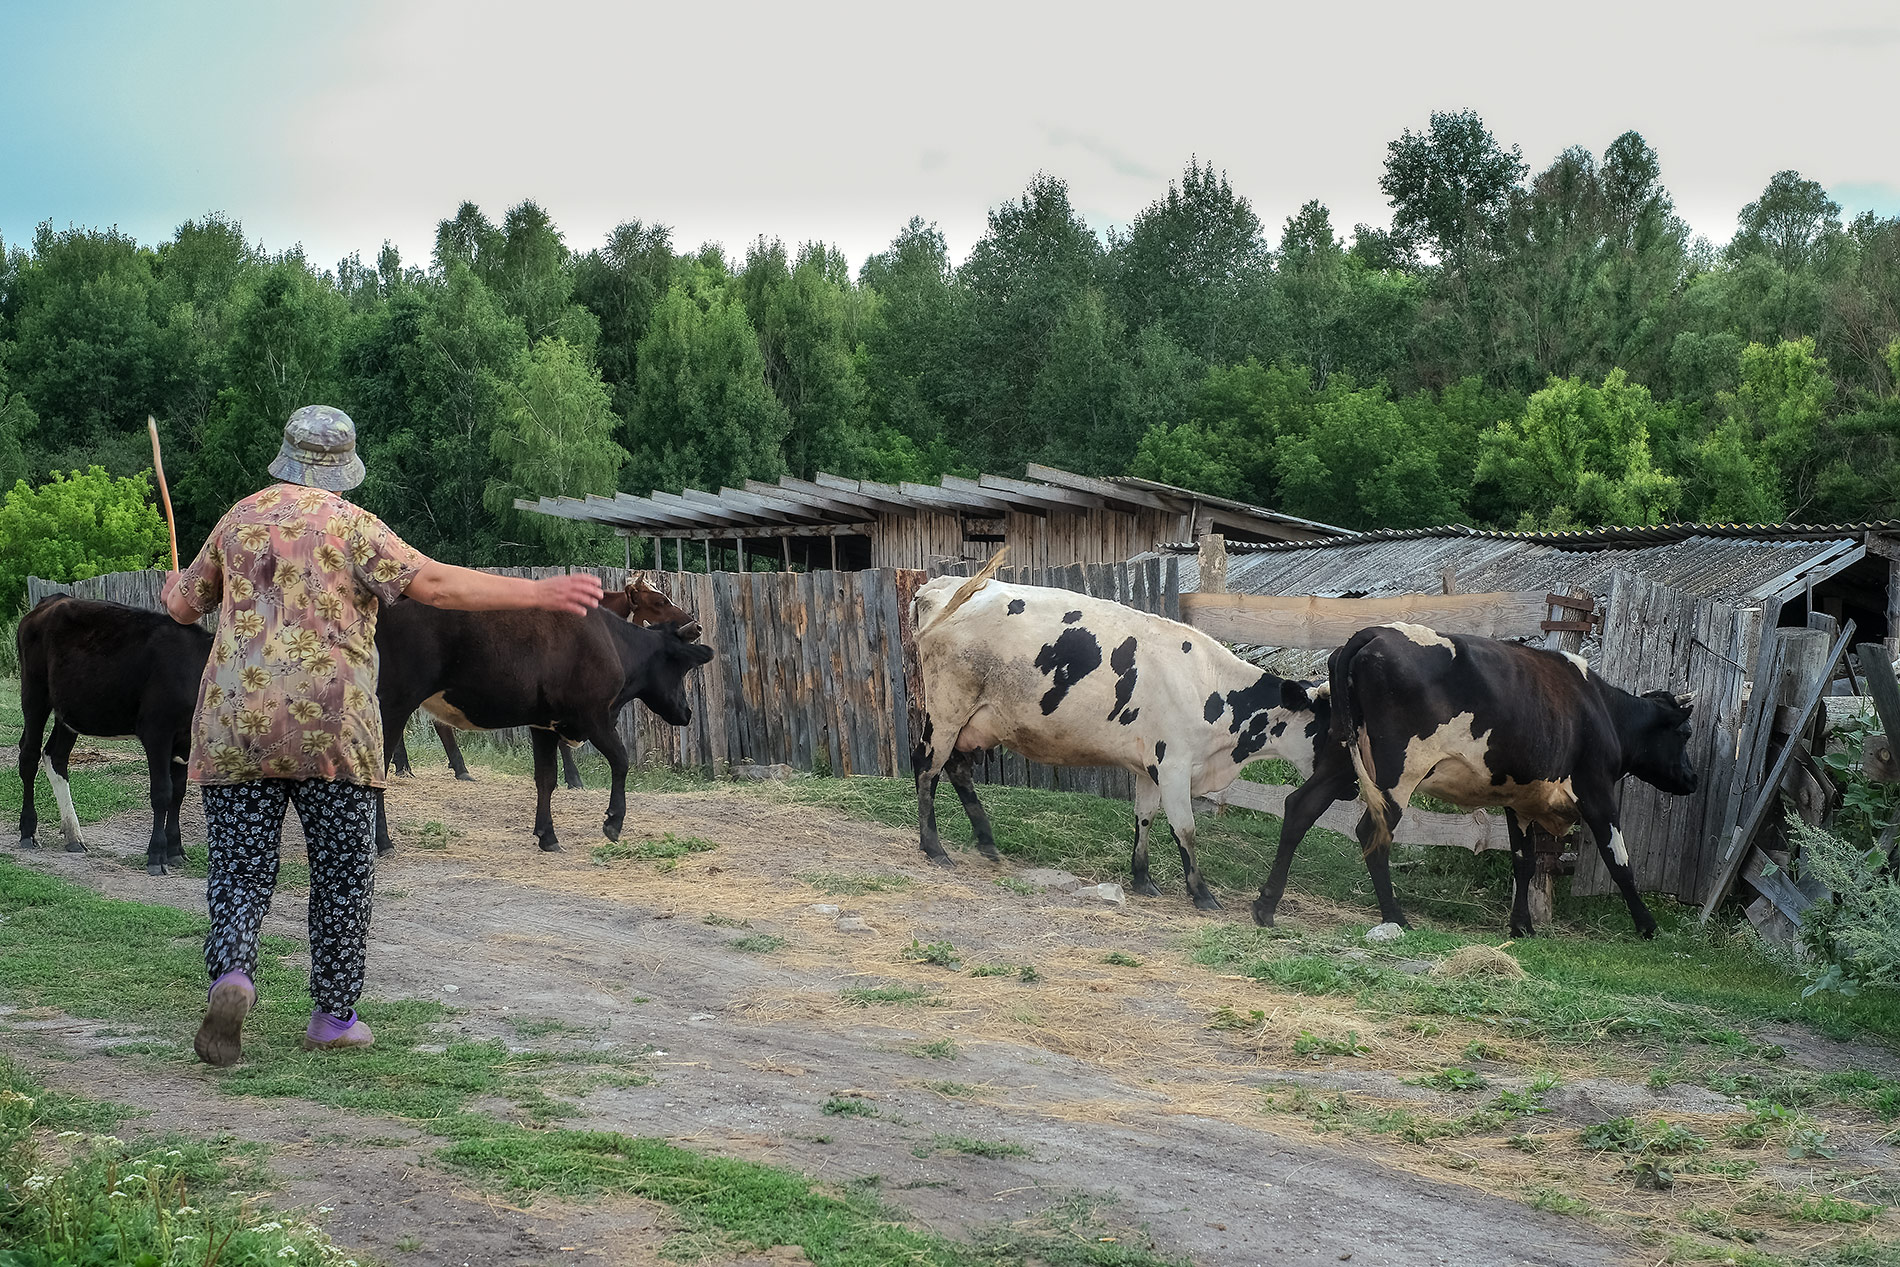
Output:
[909, 563, 1331, 910]
[1255, 622, 1697, 938]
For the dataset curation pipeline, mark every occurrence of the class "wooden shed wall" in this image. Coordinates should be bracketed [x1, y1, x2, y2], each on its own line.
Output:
[869, 512, 971, 570]
[866, 506, 1187, 572]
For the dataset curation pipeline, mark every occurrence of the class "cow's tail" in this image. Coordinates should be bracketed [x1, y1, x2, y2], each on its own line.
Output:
[919, 547, 1009, 636]
[1328, 628, 1395, 851]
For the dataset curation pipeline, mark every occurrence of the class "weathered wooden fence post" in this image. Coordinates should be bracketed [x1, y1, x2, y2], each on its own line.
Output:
[1198, 534, 1227, 595]
[1528, 587, 1595, 927]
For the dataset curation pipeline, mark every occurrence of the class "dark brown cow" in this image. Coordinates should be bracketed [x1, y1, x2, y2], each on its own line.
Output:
[13, 595, 212, 875]
[1254, 623, 1697, 938]
[372, 604, 713, 853]
[389, 576, 699, 787]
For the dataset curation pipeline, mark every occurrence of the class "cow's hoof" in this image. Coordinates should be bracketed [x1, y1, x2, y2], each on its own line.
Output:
[601, 822, 622, 843]
[1636, 923, 1657, 941]
[65, 840, 86, 854]
[976, 846, 1001, 863]
[1251, 901, 1276, 928]
[538, 839, 563, 853]
[394, 769, 415, 780]
[376, 842, 395, 857]
[1133, 880, 1161, 898]
[146, 862, 166, 876]
[454, 772, 476, 783]
[564, 780, 585, 791]
[167, 849, 187, 866]
[1193, 894, 1224, 912]
[923, 852, 954, 869]
[17, 837, 38, 851]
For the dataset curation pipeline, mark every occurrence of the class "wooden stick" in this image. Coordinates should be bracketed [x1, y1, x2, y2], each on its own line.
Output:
[147, 416, 179, 572]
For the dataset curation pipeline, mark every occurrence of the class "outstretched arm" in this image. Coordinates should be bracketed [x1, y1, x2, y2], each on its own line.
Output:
[406, 561, 602, 615]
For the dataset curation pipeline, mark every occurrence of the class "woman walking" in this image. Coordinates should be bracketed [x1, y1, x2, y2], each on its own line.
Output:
[162, 405, 603, 1066]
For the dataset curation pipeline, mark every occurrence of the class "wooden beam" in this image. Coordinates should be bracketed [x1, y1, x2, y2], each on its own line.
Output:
[900, 480, 1019, 515]
[1749, 540, 1866, 602]
[1201, 779, 1506, 852]
[681, 487, 799, 525]
[782, 475, 911, 517]
[1699, 621, 1855, 921]
[972, 472, 1104, 512]
[651, 489, 753, 526]
[746, 479, 875, 521]
[1863, 533, 1900, 563]
[1855, 643, 1900, 753]
[1179, 589, 1551, 649]
[1025, 462, 1175, 511]
[590, 493, 708, 528]
[644, 523, 869, 541]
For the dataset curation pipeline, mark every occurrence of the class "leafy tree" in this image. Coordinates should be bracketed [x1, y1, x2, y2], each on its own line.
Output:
[623, 280, 789, 493]
[0, 466, 167, 613]
[345, 264, 528, 563]
[1474, 369, 1680, 528]
[1130, 359, 1313, 504]
[485, 337, 629, 559]
[1110, 158, 1270, 364]
[858, 217, 965, 472]
[1683, 337, 1835, 521]
[1275, 377, 1465, 529]
[4, 224, 166, 475]
[573, 220, 677, 416]
[1273, 201, 1417, 387]
[0, 352, 35, 493]
[174, 259, 350, 539]
[1731, 171, 1844, 273]
[958, 174, 1105, 470]
[1380, 109, 1526, 273]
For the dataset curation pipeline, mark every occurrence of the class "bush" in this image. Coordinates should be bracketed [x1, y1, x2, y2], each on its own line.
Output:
[1791, 818, 1900, 995]
[0, 467, 168, 615]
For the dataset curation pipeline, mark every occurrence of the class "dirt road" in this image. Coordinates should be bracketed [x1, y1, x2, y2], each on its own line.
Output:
[4, 766, 1644, 1266]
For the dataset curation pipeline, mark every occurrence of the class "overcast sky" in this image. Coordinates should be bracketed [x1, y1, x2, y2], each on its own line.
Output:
[6, 0, 1899, 274]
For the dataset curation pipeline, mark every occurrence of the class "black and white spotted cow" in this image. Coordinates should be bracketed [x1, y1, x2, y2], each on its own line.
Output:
[908, 564, 1331, 911]
[1257, 622, 1697, 938]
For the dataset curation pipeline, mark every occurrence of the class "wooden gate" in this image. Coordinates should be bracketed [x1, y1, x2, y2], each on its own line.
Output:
[1573, 571, 1754, 902]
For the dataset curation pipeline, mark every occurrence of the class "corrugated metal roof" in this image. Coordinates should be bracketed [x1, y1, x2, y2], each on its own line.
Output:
[1167, 519, 1900, 553]
[1159, 533, 1857, 607]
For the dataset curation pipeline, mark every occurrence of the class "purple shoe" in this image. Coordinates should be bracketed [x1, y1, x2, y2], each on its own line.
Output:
[303, 1009, 374, 1052]
[194, 971, 255, 1067]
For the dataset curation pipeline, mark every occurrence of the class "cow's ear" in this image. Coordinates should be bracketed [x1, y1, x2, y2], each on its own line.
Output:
[691, 643, 716, 665]
[1280, 679, 1311, 712]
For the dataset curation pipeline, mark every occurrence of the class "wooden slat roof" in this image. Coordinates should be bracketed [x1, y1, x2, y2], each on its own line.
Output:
[516, 466, 1348, 541]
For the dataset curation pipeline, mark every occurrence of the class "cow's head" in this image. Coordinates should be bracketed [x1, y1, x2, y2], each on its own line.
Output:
[611, 576, 701, 642]
[1628, 689, 1698, 795]
[637, 622, 717, 726]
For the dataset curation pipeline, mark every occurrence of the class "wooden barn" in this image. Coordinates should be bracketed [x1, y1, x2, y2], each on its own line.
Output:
[514, 464, 1346, 571]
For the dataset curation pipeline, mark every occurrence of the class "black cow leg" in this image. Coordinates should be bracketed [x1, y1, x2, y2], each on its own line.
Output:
[1130, 775, 1162, 897]
[44, 724, 85, 854]
[435, 722, 475, 782]
[589, 721, 629, 843]
[1254, 765, 1353, 927]
[943, 750, 998, 861]
[1354, 806, 1410, 928]
[1505, 810, 1537, 937]
[166, 746, 189, 866]
[913, 741, 952, 867]
[530, 727, 562, 851]
[374, 788, 396, 855]
[1580, 794, 1655, 939]
[16, 688, 46, 849]
[138, 726, 174, 875]
[391, 735, 415, 778]
[560, 741, 585, 791]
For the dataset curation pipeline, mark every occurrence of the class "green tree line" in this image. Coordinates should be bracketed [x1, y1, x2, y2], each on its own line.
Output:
[3, 109, 1898, 585]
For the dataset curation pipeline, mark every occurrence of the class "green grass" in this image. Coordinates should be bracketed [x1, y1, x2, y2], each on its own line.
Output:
[907, 1039, 958, 1060]
[115, 843, 313, 889]
[821, 1096, 877, 1118]
[0, 1053, 361, 1266]
[591, 831, 717, 864]
[1188, 919, 1900, 1047]
[841, 984, 939, 1007]
[796, 870, 913, 896]
[1101, 951, 1143, 967]
[913, 1134, 1028, 1159]
[902, 938, 960, 968]
[730, 933, 788, 953]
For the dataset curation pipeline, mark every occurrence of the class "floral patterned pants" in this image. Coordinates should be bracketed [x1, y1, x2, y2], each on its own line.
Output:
[201, 779, 378, 1016]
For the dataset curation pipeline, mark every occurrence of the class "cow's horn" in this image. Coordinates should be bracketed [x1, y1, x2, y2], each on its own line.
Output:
[679, 618, 703, 642]
[1673, 690, 1696, 709]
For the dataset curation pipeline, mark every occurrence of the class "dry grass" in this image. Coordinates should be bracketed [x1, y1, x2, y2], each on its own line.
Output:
[1434, 944, 1530, 980]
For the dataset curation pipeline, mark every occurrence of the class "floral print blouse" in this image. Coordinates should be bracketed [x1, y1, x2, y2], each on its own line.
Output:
[177, 484, 426, 787]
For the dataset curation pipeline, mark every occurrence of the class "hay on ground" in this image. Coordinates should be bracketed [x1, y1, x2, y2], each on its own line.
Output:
[1431, 945, 1527, 980]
